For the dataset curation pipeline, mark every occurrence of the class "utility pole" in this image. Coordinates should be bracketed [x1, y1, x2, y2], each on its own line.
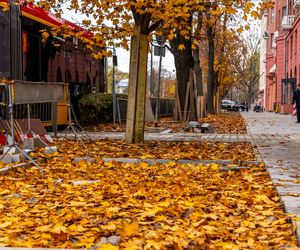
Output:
[112, 48, 117, 124]
[154, 36, 165, 126]
[150, 42, 154, 97]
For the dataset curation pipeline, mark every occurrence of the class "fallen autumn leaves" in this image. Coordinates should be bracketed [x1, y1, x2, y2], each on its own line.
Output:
[0, 139, 298, 249]
[85, 113, 246, 134]
[199, 113, 246, 134]
[58, 140, 256, 161]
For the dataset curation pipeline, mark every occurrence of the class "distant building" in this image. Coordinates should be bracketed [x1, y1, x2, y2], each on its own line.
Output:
[116, 79, 128, 94]
[261, 0, 300, 114]
[259, 10, 268, 110]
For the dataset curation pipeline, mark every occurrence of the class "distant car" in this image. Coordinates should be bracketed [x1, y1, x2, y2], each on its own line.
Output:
[221, 100, 236, 111]
[221, 100, 248, 112]
[234, 103, 249, 112]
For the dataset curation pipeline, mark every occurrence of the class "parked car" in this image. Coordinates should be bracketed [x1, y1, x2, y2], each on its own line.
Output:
[221, 100, 236, 111]
[221, 100, 248, 112]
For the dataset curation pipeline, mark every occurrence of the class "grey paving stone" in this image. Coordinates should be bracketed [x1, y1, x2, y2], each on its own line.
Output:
[242, 111, 300, 240]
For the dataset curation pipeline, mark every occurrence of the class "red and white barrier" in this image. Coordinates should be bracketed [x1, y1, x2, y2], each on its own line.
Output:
[293, 103, 297, 116]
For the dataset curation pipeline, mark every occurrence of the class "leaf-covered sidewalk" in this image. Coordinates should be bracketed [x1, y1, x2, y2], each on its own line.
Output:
[85, 113, 246, 134]
[0, 142, 298, 249]
[57, 140, 255, 161]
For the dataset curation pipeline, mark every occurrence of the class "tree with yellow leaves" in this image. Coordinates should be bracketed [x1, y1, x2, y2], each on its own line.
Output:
[34, 0, 273, 142]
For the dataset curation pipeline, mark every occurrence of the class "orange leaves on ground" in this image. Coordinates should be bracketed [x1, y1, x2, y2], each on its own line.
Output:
[86, 113, 246, 134]
[55, 140, 256, 162]
[0, 158, 298, 248]
[119, 220, 139, 238]
[199, 113, 246, 134]
[0, 135, 297, 249]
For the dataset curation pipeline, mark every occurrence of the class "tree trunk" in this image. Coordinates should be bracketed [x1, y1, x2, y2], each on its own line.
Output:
[193, 47, 203, 97]
[169, 17, 194, 113]
[170, 38, 194, 113]
[125, 25, 148, 143]
[207, 26, 215, 114]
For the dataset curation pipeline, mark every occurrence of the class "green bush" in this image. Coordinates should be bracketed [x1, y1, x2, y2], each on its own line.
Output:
[78, 93, 127, 125]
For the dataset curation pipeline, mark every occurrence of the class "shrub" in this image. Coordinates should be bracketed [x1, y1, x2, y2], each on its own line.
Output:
[78, 93, 127, 125]
[78, 93, 175, 126]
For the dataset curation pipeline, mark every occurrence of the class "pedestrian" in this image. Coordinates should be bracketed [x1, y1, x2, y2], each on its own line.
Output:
[256, 99, 261, 113]
[292, 83, 300, 123]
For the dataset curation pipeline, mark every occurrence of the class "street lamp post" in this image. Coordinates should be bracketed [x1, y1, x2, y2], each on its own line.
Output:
[105, 47, 118, 124]
[154, 36, 165, 126]
[112, 48, 116, 124]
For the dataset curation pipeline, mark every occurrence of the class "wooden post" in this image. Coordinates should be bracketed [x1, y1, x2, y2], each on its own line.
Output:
[125, 26, 149, 143]
[188, 70, 196, 121]
[189, 80, 196, 121]
[174, 81, 182, 121]
[134, 34, 148, 142]
[183, 81, 190, 122]
[125, 26, 140, 143]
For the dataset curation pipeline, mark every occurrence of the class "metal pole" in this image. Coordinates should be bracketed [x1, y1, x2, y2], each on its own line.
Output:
[150, 43, 154, 97]
[27, 104, 30, 132]
[112, 48, 116, 124]
[155, 47, 163, 126]
[8, 84, 14, 144]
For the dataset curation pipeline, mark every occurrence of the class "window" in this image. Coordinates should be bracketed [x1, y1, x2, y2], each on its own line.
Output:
[271, 8, 275, 22]
[272, 33, 276, 48]
[296, 30, 298, 55]
[291, 35, 293, 58]
[282, 7, 287, 17]
[270, 33, 274, 49]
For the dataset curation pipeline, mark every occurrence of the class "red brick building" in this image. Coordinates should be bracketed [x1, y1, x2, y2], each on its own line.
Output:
[0, 0, 106, 96]
[263, 0, 300, 113]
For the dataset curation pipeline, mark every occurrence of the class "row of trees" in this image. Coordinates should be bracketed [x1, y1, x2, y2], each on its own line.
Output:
[37, 0, 272, 143]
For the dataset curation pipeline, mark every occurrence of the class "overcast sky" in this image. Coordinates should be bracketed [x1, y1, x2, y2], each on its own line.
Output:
[111, 48, 175, 74]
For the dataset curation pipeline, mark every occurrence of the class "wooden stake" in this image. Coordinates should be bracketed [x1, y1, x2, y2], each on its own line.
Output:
[174, 81, 182, 121]
[183, 81, 190, 123]
[125, 26, 141, 143]
[134, 34, 148, 143]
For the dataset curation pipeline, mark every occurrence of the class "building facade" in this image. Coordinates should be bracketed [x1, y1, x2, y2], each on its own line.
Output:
[0, 0, 107, 127]
[0, 0, 107, 96]
[262, 0, 300, 114]
[259, 11, 268, 109]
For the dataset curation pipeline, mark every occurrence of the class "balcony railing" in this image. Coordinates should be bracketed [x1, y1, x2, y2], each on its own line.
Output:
[294, 0, 300, 9]
[282, 15, 295, 30]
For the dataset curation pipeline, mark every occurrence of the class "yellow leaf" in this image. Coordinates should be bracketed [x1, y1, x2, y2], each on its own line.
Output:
[68, 224, 77, 231]
[243, 175, 254, 182]
[178, 44, 185, 51]
[35, 224, 52, 232]
[97, 244, 119, 250]
[0, 222, 12, 229]
[70, 201, 86, 207]
[51, 223, 67, 234]
[140, 162, 149, 168]
[237, 27, 243, 33]
[119, 219, 139, 237]
[242, 220, 255, 228]
[254, 195, 273, 205]
[140, 210, 156, 218]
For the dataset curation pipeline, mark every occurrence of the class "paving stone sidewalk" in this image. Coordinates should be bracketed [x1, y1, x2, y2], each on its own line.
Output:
[59, 131, 251, 142]
[242, 111, 300, 239]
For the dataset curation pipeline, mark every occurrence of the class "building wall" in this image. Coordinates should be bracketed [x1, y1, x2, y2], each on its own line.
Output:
[262, 0, 300, 114]
[259, 13, 268, 109]
[47, 46, 102, 94]
[18, 15, 106, 95]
